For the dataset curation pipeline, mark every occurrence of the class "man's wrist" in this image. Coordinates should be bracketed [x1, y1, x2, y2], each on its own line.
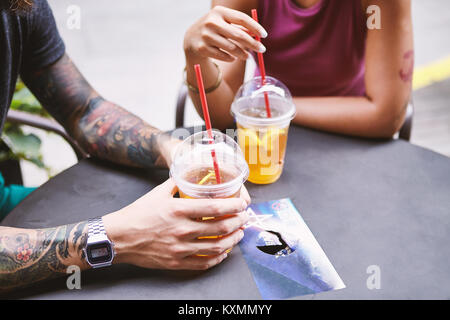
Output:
[157, 134, 182, 168]
[101, 211, 129, 265]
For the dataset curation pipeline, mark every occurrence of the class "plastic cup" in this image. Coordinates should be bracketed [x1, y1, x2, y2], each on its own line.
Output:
[170, 130, 249, 200]
[170, 130, 249, 246]
[231, 76, 296, 184]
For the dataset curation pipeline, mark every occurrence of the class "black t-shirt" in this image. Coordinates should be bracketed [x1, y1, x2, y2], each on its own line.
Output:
[0, 0, 65, 131]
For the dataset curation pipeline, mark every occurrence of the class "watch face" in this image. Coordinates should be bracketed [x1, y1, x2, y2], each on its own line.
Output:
[87, 241, 112, 264]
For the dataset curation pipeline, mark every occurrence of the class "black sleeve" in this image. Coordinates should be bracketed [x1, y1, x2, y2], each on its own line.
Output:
[20, 0, 66, 74]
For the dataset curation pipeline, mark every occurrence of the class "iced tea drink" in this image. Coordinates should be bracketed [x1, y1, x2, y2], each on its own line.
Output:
[236, 109, 289, 184]
[170, 130, 249, 244]
[231, 77, 296, 184]
[178, 167, 241, 200]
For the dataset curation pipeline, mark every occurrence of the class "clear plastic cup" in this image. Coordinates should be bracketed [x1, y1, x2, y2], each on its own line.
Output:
[170, 130, 249, 246]
[231, 76, 296, 184]
[170, 130, 249, 199]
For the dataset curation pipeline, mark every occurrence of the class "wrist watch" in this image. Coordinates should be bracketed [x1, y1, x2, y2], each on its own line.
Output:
[83, 217, 115, 268]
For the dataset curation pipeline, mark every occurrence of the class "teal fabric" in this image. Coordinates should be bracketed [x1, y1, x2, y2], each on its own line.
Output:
[0, 173, 36, 221]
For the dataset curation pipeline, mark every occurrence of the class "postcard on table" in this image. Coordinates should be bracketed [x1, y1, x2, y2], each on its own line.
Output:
[239, 198, 345, 299]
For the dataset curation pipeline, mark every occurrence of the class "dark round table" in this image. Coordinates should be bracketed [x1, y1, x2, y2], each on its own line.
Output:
[3, 126, 450, 299]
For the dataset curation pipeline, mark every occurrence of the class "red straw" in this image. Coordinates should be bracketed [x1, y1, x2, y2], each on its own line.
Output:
[251, 9, 271, 118]
[194, 64, 221, 184]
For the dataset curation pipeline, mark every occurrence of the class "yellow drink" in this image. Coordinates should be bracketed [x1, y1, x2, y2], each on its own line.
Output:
[231, 76, 296, 185]
[237, 123, 289, 184]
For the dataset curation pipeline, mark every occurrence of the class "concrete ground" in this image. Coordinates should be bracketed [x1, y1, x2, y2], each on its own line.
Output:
[19, 0, 450, 186]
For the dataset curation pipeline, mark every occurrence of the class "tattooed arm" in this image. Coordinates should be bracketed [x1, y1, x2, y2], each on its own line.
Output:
[21, 53, 180, 168]
[0, 178, 250, 292]
[0, 222, 89, 293]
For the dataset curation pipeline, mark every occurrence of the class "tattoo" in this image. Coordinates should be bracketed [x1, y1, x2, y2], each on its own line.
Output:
[21, 54, 170, 168]
[399, 50, 414, 83]
[78, 98, 167, 167]
[0, 222, 88, 292]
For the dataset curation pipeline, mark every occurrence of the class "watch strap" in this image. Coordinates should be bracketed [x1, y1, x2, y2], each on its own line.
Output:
[88, 217, 107, 238]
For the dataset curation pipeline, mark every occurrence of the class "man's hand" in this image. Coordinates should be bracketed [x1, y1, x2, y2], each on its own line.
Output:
[103, 179, 250, 270]
[0, 179, 250, 292]
[158, 137, 182, 168]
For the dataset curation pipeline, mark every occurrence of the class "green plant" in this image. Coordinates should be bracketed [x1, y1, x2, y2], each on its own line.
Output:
[0, 80, 52, 176]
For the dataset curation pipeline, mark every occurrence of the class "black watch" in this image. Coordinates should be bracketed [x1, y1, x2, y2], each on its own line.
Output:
[83, 217, 115, 268]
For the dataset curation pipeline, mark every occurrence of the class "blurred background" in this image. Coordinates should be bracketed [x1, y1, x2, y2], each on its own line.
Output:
[6, 0, 450, 187]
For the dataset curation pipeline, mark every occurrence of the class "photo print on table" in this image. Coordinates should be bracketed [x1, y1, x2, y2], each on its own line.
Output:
[240, 198, 345, 299]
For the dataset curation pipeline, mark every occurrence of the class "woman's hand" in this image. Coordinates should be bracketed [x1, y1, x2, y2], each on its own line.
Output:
[184, 5, 267, 62]
[103, 178, 250, 270]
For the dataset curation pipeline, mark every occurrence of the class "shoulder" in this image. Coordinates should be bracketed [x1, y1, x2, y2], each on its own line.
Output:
[20, 0, 65, 73]
[24, 0, 60, 36]
[25, 0, 55, 24]
[31, 0, 55, 17]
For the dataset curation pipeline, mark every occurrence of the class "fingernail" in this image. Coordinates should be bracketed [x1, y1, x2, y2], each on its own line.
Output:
[258, 43, 266, 53]
[260, 29, 268, 38]
[239, 230, 245, 240]
[242, 200, 248, 210]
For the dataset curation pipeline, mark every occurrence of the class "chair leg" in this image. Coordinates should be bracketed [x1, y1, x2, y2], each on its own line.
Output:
[399, 102, 414, 141]
[0, 159, 23, 185]
[175, 83, 188, 128]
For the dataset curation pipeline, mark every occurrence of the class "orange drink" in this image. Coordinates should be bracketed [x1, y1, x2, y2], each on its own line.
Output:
[170, 130, 249, 246]
[231, 76, 296, 184]
[237, 121, 289, 184]
[178, 167, 241, 200]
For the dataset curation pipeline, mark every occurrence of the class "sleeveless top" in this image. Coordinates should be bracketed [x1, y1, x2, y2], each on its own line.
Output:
[255, 0, 367, 97]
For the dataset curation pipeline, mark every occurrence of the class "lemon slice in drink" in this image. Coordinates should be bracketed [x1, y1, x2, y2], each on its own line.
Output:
[198, 170, 215, 185]
[260, 128, 285, 152]
[238, 128, 260, 149]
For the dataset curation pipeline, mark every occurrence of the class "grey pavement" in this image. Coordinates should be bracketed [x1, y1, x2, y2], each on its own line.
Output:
[412, 0, 450, 66]
[20, 0, 450, 186]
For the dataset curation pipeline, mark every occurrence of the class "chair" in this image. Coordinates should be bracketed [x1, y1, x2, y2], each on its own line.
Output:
[2, 109, 88, 184]
[174, 82, 414, 141]
[399, 102, 414, 141]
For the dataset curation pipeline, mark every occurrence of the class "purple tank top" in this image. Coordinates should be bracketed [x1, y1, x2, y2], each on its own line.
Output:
[255, 0, 367, 97]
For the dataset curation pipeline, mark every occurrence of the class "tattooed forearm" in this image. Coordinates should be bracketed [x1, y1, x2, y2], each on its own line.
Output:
[21, 53, 176, 168]
[76, 97, 170, 168]
[0, 222, 89, 292]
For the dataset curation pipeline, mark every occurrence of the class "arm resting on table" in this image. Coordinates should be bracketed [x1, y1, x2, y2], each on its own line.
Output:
[20, 53, 179, 169]
[0, 222, 89, 293]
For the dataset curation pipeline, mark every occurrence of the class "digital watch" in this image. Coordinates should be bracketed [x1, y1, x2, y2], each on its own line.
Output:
[83, 217, 115, 268]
